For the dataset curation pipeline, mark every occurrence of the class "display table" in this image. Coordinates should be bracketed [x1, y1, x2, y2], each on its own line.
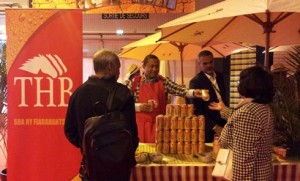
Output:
[131, 143, 300, 181]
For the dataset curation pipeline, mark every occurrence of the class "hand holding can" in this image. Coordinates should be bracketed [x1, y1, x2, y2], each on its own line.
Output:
[148, 99, 158, 111]
[201, 89, 210, 101]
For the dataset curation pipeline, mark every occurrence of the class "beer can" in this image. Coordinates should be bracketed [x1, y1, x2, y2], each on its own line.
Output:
[170, 116, 177, 129]
[170, 141, 177, 154]
[191, 116, 198, 129]
[177, 129, 184, 142]
[184, 142, 191, 154]
[156, 130, 164, 143]
[163, 142, 170, 154]
[166, 104, 174, 116]
[199, 129, 205, 142]
[184, 117, 191, 130]
[198, 115, 205, 129]
[174, 104, 181, 117]
[191, 142, 198, 154]
[184, 130, 191, 142]
[170, 129, 177, 142]
[163, 115, 171, 130]
[187, 104, 194, 117]
[177, 117, 184, 130]
[156, 142, 163, 153]
[156, 115, 164, 130]
[198, 141, 206, 153]
[191, 130, 198, 142]
[163, 129, 170, 142]
[201, 89, 210, 101]
[180, 104, 187, 117]
[177, 142, 184, 154]
[213, 134, 220, 156]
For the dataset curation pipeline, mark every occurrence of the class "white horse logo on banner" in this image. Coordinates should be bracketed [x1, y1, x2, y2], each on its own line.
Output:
[19, 54, 67, 78]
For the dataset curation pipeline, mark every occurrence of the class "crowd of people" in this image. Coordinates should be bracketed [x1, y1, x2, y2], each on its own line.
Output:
[64, 49, 279, 181]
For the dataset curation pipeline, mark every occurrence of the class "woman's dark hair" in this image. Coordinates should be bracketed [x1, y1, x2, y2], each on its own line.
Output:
[143, 54, 159, 66]
[238, 65, 274, 104]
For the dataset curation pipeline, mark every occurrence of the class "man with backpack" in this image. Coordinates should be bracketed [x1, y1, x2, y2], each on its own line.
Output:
[64, 49, 139, 181]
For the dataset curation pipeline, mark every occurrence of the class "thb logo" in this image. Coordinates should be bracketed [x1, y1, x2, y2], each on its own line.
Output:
[14, 54, 73, 107]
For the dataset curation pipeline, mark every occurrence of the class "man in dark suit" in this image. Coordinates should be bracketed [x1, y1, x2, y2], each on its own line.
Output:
[187, 50, 227, 142]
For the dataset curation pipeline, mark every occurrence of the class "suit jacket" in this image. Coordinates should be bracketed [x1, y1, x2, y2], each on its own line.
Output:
[188, 71, 227, 142]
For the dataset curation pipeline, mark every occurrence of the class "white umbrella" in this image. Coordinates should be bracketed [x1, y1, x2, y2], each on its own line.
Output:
[158, 0, 300, 67]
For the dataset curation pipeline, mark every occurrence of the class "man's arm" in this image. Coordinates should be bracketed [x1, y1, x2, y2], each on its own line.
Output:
[64, 96, 80, 148]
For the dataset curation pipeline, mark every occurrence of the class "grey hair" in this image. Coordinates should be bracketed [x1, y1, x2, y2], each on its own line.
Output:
[93, 49, 120, 73]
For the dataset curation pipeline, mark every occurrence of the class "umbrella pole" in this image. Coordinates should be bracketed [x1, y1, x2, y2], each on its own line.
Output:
[264, 10, 272, 69]
[179, 44, 184, 86]
[181, 56, 184, 85]
[265, 32, 270, 68]
[171, 42, 187, 86]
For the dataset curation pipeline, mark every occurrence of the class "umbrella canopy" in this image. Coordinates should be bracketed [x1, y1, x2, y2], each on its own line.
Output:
[158, 0, 300, 67]
[119, 32, 251, 84]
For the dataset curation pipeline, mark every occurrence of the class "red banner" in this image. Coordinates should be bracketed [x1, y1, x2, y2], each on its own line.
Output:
[6, 9, 82, 181]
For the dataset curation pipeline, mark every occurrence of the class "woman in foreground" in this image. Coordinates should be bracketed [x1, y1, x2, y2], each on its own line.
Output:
[209, 66, 275, 180]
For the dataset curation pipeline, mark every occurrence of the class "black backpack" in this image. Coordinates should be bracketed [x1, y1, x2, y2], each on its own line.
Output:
[82, 84, 136, 181]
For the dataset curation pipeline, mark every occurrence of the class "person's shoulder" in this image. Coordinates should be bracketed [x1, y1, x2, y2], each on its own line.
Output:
[190, 72, 204, 81]
[71, 79, 90, 94]
[116, 82, 132, 94]
[215, 71, 224, 77]
[117, 82, 129, 89]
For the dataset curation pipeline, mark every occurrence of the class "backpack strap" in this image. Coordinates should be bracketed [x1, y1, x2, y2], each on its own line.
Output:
[107, 84, 118, 111]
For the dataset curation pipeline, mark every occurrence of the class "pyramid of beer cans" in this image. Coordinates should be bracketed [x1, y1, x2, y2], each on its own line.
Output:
[156, 104, 205, 154]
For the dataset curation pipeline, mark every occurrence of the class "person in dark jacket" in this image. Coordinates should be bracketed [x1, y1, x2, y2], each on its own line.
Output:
[64, 49, 139, 181]
[187, 50, 228, 142]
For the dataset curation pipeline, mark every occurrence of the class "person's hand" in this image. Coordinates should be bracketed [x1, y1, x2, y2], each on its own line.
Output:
[193, 89, 204, 98]
[213, 125, 223, 135]
[140, 103, 153, 112]
[209, 97, 225, 111]
[193, 89, 210, 101]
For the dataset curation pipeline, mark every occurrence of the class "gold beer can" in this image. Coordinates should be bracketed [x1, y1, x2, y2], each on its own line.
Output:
[180, 104, 187, 117]
[191, 142, 198, 154]
[177, 142, 184, 154]
[156, 130, 164, 143]
[198, 141, 206, 153]
[163, 115, 171, 130]
[184, 117, 191, 130]
[177, 129, 184, 142]
[191, 129, 198, 142]
[156, 114, 164, 130]
[184, 130, 191, 142]
[191, 116, 198, 129]
[163, 142, 170, 154]
[174, 104, 181, 117]
[177, 117, 184, 130]
[187, 104, 194, 117]
[170, 141, 177, 154]
[198, 115, 205, 129]
[184, 142, 191, 154]
[156, 142, 163, 153]
[166, 104, 174, 116]
[163, 129, 170, 142]
[199, 129, 205, 142]
[170, 116, 177, 129]
[170, 129, 177, 142]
